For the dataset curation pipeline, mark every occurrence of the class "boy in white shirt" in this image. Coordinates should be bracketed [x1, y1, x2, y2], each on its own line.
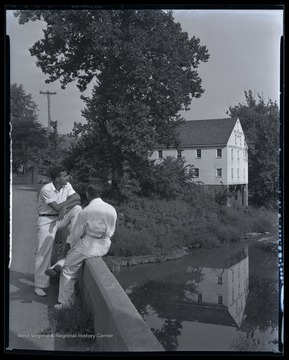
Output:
[34, 166, 82, 297]
[46, 181, 117, 309]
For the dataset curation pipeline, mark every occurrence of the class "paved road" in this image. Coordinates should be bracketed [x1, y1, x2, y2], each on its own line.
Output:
[8, 184, 56, 351]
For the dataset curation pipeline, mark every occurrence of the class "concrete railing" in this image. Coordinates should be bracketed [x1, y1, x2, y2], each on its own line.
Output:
[78, 257, 164, 352]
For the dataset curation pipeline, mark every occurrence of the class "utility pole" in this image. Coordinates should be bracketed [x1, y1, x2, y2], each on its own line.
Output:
[39, 90, 57, 132]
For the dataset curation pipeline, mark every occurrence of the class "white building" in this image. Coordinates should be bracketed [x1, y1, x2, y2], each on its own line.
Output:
[151, 117, 248, 206]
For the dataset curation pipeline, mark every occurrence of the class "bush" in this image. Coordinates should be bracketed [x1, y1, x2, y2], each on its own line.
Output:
[140, 157, 195, 200]
[108, 196, 278, 257]
[53, 187, 278, 259]
[246, 207, 278, 233]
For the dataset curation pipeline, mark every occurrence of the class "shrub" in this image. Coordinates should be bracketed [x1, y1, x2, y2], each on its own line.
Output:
[109, 197, 278, 257]
[242, 206, 278, 234]
[53, 190, 278, 259]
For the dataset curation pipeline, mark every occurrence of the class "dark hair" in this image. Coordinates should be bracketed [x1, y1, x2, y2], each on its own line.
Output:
[86, 181, 103, 199]
[49, 166, 66, 181]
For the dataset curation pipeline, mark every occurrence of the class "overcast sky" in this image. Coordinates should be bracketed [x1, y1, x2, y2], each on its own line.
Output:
[6, 8, 283, 135]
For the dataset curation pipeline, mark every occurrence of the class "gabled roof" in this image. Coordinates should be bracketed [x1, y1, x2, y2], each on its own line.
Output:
[158, 302, 239, 328]
[176, 117, 238, 147]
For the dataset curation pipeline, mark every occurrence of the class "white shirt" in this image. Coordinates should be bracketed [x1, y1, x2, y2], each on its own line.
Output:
[37, 182, 75, 215]
[67, 198, 117, 248]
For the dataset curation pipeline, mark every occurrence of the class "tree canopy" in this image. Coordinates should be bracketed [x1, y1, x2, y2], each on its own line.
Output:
[10, 83, 48, 171]
[227, 90, 280, 207]
[15, 9, 210, 196]
[10, 83, 68, 174]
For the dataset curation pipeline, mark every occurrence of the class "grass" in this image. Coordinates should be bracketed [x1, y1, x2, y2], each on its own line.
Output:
[40, 283, 97, 352]
[109, 197, 279, 257]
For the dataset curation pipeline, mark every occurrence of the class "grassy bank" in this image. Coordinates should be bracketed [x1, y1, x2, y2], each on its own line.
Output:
[108, 196, 278, 257]
[53, 196, 278, 273]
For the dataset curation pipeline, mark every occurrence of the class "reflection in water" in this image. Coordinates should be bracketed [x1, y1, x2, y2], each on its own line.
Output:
[152, 319, 183, 351]
[115, 242, 279, 351]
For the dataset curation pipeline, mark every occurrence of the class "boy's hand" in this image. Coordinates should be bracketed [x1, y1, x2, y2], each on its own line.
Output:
[58, 206, 67, 220]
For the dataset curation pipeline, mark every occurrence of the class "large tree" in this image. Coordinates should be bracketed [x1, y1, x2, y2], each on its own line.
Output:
[10, 83, 48, 172]
[227, 90, 280, 207]
[10, 83, 68, 174]
[15, 10, 210, 195]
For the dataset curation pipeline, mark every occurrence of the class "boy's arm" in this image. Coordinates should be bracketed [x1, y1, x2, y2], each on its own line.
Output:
[58, 198, 82, 220]
[48, 193, 81, 213]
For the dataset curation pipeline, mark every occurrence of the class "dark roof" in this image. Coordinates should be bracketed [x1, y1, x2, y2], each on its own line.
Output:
[158, 302, 239, 327]
[175, 117, 238, 147]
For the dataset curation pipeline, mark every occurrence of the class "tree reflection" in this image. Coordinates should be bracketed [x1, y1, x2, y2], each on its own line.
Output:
[152, 319, 183, 351]
[239, 275, 279, 334]
[230, 333, 262, 351]
[129, 278, 198, 317]
[128, 277, 198, 349]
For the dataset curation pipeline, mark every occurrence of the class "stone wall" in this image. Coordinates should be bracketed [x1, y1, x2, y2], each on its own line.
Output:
[78, 257, 164, 352]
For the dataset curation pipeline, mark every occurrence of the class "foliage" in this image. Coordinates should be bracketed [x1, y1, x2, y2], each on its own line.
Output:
[10, 83, 48, 171]
[227, 90, 280, 207]
[140, 156, 195, 200]
[50, 288, 97, 351]
[241, 206, 278, 234]
[10, 83, 68, 174]
[107, 195, 277, 257]
[40, 120, 69, 173]
[15, 9, 210, 196]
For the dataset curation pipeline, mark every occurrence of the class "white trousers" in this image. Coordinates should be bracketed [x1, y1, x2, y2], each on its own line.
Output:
[57, 236, 111, 306]
[35, 205, 82, 288]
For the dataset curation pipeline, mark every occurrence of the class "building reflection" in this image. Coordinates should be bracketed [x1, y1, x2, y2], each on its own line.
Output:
[183, 245, 249, 327]
[116, 244, 250, 350]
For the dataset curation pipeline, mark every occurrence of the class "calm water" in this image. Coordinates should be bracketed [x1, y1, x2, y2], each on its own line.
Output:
[114, 240, 280, 352]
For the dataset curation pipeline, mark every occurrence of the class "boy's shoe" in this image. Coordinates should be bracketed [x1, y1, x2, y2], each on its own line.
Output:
[45, 264, 63, 277]
[54, 264, 63, 272]
[45, 268, 57, 277]
[34, 287, 47, 297]
[54, 303, 68, 310]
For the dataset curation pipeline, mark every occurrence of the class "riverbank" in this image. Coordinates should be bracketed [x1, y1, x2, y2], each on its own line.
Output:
[104, 232, 278, 273]
[104, 248, 189, 272]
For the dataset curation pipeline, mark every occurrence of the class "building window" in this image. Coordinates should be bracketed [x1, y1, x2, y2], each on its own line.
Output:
[177, 150, 183, 159]
[243, 169, 245, 178]
[237, 168, 239, 178]
[237, 150, 239, 162]
[196, 149, 201, 158]
[235, 134, 237, 144]
[231, 149, 234, 161]
[217, 295, 223, 305]
[232, 288, 234, 301]
[158, 150, 163, 159]
[217, 276, 222, 285]
[217, 149, 222, 158]
[216, 168, 222, 177]
[194, 168, 199, 178]
[232, 270, 234, 282]
[231, 168, 233, 178]
[197, 293, 202, 303]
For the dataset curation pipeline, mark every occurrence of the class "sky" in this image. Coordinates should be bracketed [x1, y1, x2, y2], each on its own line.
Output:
[6, 8, 283, 135]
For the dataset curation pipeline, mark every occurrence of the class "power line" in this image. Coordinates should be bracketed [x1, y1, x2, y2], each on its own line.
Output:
[39, 90, 57, 132]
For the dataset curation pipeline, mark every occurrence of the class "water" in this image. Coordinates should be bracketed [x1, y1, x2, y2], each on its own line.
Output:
[114, 240, 280, 352]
